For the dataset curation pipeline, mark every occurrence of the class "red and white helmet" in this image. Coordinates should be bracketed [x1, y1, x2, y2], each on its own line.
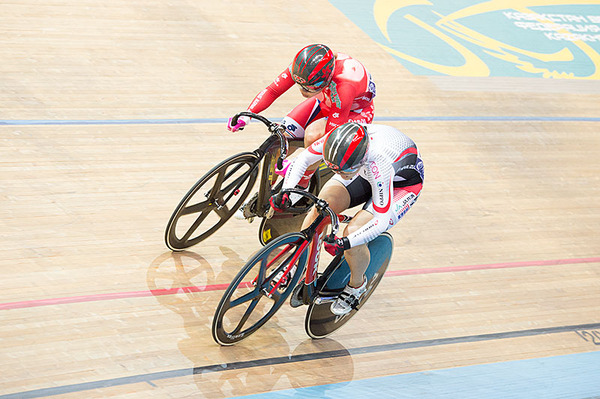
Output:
[290, 44, 335, 92]
[323, 123, 369, 173]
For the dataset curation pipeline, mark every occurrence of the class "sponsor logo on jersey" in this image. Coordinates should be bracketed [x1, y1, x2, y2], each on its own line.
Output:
[370, 162, 381, 179]
[377, 181, 385, 203]
[394, 203, 411, 220]
[368, 79, 377, 97]
[286, 124, 298, 133]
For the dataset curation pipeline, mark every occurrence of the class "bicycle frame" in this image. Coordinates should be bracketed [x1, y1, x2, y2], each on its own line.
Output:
[297, 212, 333, 304]
[237, 112, 289, 218]
[234, 112, 309, 219]
[165, 112, 331, 250]
[265, 188, 350, 305]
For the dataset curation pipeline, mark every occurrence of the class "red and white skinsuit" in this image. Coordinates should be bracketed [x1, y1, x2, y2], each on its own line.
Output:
[246, 53, 376, 138]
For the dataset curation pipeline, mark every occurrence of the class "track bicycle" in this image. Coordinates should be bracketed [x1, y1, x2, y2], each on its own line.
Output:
[211, 188, 394, 345]
[164, 112, 332, 250]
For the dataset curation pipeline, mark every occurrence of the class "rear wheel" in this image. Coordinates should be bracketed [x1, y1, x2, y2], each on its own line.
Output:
[165, 152, 259, 251]
[212, 233, 308, 345]
[257, 164, 331, 246]
[305, 233, 394, 339]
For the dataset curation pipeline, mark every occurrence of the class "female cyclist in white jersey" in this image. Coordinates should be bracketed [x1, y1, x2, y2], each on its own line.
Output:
[270, 122, 424, 315]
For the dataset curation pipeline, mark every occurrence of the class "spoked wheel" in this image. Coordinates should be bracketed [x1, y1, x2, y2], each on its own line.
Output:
[305, 233, 394, 339]
[212, 233, 308, 345]
[165, 152, 259, 251]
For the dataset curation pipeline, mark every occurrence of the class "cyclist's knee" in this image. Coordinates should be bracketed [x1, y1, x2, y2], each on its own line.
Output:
[301, 206, 320, 229]
[304, 119, 327, 146]
[319, 182, 351, 213]
[344, 210, 374, 235]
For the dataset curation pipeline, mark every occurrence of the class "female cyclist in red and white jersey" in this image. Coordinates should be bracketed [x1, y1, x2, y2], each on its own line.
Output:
[228, 44, 376, 194]
[228, 43, 376, 146]
[270, 122, 424, 316]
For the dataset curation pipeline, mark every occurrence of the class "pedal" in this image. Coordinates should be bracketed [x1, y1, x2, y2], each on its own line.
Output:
[314, 295, 337, 305]
[235, 192, 258, 221]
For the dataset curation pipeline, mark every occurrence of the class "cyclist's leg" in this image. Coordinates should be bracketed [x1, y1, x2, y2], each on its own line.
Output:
[339, 179, 421, 285]
[278, 98, 327, 187]
[314, 174, 372, 287]
[329, 173, 375, 288]
[297, 117, 328, 190]
[383, 182, 423, 226]
[359, 181, 423, 234]
[330, 209, 371, 315]
[342, 210, 373, 288]
[280, 97, 325, 141]
[304, 118, 327, 148]
[300, 177, 351, 231]
[340, 182, 421, 282]
[316, 174, 379, 315]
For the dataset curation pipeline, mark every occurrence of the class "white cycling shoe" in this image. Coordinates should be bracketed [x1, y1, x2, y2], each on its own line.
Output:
[234, 207, 248, 220]
[234, 193, 257, 221]
[330, 277, 367, 316]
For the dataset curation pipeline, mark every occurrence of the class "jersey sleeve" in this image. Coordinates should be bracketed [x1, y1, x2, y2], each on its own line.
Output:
[281, 136, 326, 190]
[346, 161, 395, 248]
[247, 66, 295, 114]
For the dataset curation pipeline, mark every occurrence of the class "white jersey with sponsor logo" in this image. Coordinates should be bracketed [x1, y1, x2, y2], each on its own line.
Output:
[283, 124, 424, 248]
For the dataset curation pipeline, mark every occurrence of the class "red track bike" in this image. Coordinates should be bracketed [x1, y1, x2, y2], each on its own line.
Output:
[212, 188, 394, 345]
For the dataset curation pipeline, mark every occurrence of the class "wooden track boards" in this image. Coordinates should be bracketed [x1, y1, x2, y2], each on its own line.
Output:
[1, 1, 599, 398]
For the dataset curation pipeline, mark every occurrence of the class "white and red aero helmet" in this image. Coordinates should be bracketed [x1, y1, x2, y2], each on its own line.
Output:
[323, 122, 369, 172]
[290, 44, 335, 92]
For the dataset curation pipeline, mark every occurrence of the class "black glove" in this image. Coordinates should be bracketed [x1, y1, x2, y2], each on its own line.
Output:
[269, 192, 291, 213]
[324, 235, 351, 256]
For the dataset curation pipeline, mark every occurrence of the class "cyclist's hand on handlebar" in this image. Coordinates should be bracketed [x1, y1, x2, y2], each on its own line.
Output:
[269, 192, 291, 213]
[227, 115, 250, 132]
[324, 235, 351, 256]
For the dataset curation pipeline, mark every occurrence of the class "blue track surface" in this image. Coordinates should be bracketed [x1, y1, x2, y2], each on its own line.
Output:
[234, 350, 600, 399]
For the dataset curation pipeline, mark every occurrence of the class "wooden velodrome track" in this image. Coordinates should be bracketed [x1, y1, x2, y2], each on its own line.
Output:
[1, 1, 599, 398]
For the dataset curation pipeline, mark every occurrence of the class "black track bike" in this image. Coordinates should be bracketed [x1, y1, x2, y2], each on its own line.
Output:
[165, 112, 332, 250]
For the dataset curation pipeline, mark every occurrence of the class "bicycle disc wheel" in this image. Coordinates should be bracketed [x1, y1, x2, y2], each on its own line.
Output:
[305, 233, 394, 339]
[165, 152, 259, 251]
[212, 233, 308, 345]
[257, 171, 323, 246]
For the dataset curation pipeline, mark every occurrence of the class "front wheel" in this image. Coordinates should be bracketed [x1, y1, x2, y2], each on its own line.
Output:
[212, 233, 308, 345]
[165, 152, 259, 251]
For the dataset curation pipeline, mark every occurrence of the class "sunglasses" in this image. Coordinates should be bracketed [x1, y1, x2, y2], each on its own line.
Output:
[337, 166, 361, 174]
[299, 84, 323, 93]
[325, 160, 362, 174]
